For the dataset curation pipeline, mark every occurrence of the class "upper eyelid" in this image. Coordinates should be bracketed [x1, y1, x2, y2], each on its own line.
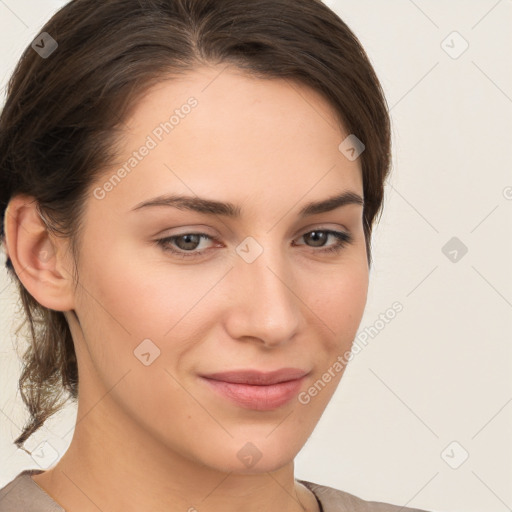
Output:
[162, 223, 350, 238]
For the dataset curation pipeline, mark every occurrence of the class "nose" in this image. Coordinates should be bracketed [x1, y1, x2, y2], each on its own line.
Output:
[223, 244, 301, 348]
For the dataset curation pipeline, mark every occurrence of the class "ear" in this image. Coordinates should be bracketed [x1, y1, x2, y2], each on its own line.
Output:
[3, 194, 76, 311]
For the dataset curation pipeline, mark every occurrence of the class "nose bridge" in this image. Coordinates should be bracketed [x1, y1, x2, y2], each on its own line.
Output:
[226, 236, 300, 345]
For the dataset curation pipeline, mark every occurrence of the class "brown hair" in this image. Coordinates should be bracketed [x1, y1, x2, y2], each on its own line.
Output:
[0, 0, 391, 449]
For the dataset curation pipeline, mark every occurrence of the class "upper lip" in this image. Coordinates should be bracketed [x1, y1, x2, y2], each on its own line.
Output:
[201, 368, 309, 385]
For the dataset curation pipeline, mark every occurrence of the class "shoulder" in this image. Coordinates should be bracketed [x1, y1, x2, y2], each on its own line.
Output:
[0, 470, 64, 512]
[298, 479, 431, 512]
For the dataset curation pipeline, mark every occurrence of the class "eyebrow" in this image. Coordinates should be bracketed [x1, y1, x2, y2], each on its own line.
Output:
[130, 190, 364, 217]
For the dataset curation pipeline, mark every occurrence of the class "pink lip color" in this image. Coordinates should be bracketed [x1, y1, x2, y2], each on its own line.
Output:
[199, 368, 309, 410]
[201, 376, 306, 410]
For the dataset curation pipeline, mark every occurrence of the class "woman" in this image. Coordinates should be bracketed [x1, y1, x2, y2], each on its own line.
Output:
[0, 0, 430, 510]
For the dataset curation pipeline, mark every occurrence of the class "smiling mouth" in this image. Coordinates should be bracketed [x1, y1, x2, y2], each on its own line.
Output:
[199, 368, 309, 410]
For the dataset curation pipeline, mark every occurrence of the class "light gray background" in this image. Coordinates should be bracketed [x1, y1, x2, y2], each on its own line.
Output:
[1, 1, 511, 511]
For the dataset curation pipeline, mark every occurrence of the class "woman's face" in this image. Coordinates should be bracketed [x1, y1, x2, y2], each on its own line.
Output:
[69, 65, 369, 473]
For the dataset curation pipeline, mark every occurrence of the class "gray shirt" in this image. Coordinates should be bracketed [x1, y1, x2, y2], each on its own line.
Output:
[0, 469, 430, 511]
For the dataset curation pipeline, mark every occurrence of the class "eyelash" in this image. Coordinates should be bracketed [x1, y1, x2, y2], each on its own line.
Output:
[155, 229, 353, 259]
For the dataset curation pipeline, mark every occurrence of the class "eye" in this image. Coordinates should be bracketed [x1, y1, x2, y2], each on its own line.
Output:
[293, 229, 353, 254]
[156, 233, 217, 258]
[155, 228, 353, 259]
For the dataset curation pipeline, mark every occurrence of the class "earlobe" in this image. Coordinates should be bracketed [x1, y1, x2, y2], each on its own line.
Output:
[4, 194, 75, 312]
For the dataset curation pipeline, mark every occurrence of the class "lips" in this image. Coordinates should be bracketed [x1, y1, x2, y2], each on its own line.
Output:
[201, 368, 309, 385]
[199, 368, 309, 410]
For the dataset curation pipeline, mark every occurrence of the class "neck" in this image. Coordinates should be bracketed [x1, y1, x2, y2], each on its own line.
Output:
[32, 391, 316, 512]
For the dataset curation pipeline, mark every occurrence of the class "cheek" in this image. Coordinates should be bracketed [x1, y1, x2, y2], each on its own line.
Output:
[77, 241, 202, 338]
[73, 240, 227, 395]
[72, 249, 204, 430]
[309, 261, 369, 332]
[298, 266, 368, 407]
[302, 261, 368, 392]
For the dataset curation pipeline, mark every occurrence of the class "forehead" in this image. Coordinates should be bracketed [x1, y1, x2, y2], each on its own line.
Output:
[90, 65, 363, 216]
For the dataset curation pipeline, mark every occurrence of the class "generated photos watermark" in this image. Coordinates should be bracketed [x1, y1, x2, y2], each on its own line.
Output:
[93, 97, 198, 200]
[298, 301, 403, 404]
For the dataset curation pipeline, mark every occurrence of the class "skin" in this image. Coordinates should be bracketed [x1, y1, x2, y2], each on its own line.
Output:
[4, 64, 369, 512]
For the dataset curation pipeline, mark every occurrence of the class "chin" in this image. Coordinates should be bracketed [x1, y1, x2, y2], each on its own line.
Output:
[197, 434, 304, 474]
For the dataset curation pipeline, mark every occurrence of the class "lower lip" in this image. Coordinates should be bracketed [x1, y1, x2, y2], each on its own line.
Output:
[200, 377, 306, 411]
